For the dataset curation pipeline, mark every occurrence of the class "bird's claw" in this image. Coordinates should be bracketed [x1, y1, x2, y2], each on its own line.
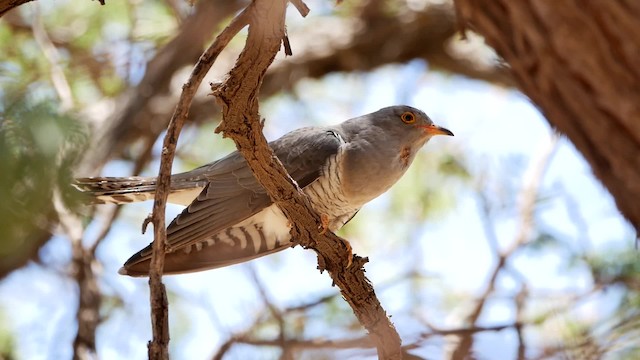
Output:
[318, 214, 330, 235]
[318, 214, 352, 267]
[341, 238, 353, 268]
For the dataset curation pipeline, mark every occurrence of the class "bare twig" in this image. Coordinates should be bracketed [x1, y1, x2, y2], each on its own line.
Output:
[31, 4, 74, 111]
[451, 133, 559, 359]
[289, 0, 310, 17]
[515, 285, 528, 360]
[246, 267, 287, 352]
[146, 7, 251, 359]
[232, 336, 373, 351]
[426, 322, 522, 338]
[211, 320, 374, 360]
[53, 191, 101, 360]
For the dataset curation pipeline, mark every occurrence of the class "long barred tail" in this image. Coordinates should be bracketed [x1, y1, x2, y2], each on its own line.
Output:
[73, 177, 159, 204]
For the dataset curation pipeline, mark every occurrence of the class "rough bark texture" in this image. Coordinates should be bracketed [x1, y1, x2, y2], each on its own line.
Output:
[454, 0, 640, 235]
[146, 7, 251, 359]
[213, 1, 402, 358]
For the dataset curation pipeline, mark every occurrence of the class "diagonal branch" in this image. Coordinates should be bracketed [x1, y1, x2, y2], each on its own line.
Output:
[212, 0, 401, 358]
[146, 7, 252, 359]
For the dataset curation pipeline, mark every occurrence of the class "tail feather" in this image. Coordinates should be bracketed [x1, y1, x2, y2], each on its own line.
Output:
[73, 177, 158, 204]
[74, 176, 204, 205]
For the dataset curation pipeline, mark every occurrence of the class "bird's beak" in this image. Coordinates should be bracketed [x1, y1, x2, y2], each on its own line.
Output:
[417, 124, 454, 137]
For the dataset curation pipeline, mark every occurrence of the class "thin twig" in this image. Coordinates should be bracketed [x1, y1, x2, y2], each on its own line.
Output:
[31, 4, 74, 111]
[451, 133, 559, 360]
[89, 205, 122, 255]
[246, 267, 287, 352]
[515, 285, 528, 360]
[289, 0, 310, 17]
[53, 190, 101, 360]
[233, 336, 373, 351]
[146, 7, 252, 359]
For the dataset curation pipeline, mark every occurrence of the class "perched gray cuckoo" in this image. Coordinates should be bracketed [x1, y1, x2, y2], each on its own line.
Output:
[75, 105, 453, 276]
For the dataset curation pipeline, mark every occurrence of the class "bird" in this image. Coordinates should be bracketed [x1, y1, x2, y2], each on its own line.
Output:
[74, 105, 453, 276]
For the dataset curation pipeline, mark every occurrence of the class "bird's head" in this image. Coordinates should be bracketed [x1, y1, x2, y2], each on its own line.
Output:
[372, 105, 453, 149]
[337, 105, 454, 204]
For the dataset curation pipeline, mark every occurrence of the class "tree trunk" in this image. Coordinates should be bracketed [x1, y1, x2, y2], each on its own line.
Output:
[454, 0, 640, 235]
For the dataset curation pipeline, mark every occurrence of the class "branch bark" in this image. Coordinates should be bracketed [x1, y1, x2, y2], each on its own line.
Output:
[263, 1, 513, 96]
[212, 1, 401, 358]
[454, 0, 640, 235]
[146, 7, 251, 359]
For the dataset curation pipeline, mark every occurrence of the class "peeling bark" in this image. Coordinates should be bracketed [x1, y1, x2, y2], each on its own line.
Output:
[213, 1, 402, 358]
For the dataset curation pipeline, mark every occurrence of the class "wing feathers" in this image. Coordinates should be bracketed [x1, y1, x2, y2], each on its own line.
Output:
[121, 127, 345, 275]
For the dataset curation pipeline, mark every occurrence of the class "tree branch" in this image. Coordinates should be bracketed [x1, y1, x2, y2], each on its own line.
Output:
[454, 0, 640, 235]
[213, 1, 401, 358]
[146, 7, 251, 359]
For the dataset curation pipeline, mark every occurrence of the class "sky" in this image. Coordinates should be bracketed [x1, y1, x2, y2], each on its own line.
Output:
[0, 6, 636, 360]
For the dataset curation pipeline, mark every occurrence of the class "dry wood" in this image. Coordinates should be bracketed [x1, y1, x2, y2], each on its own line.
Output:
[213, 0, 402, 358]
[146, 8, 251, 359]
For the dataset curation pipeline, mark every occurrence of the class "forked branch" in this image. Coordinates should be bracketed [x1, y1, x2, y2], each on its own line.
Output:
[148, 0, 402, 358]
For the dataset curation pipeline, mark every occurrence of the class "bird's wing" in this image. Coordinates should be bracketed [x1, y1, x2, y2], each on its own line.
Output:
[122, 127, 344, 275]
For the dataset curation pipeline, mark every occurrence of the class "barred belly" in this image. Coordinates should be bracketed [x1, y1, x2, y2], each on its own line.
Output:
[303, 153, 359, 231]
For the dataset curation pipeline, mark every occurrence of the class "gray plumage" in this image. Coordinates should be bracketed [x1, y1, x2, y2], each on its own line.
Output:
[74, 105, 453, 276]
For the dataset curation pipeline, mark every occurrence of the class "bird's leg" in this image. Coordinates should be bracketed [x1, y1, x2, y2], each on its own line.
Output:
[341, 238, 353, 268]
[318, 213, 330, 235]
[318, 214, 353, 267]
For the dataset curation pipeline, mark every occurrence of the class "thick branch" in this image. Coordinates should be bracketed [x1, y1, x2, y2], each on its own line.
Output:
[213, 1, 401, 358]
[454, 0, 640, 235]
[263, 2, 513, 96]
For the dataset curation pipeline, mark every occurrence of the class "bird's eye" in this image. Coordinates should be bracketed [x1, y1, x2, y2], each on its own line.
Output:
[401, 112, 416, 124]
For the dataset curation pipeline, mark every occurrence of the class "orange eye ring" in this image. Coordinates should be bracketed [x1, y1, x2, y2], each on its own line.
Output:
[401, 112, 416, 124]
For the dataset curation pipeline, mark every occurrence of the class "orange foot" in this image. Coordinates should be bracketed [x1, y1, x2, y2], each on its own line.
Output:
[318, 214, 330, 235]
[341, 238, 353, 268]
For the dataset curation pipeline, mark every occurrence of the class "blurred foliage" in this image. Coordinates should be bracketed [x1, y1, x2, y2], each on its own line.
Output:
[0, 310, 16, 360]
[585, 248, 640, 289]
[582, 248, 640, 356]
[0, 0, 180, 110]
[389, 149, 470, 219]
[0, 99, 87, 273]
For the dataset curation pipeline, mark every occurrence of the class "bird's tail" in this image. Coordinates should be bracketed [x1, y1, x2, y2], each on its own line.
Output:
[73, 176, 204, 205]
[73, 176, 160, 204]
